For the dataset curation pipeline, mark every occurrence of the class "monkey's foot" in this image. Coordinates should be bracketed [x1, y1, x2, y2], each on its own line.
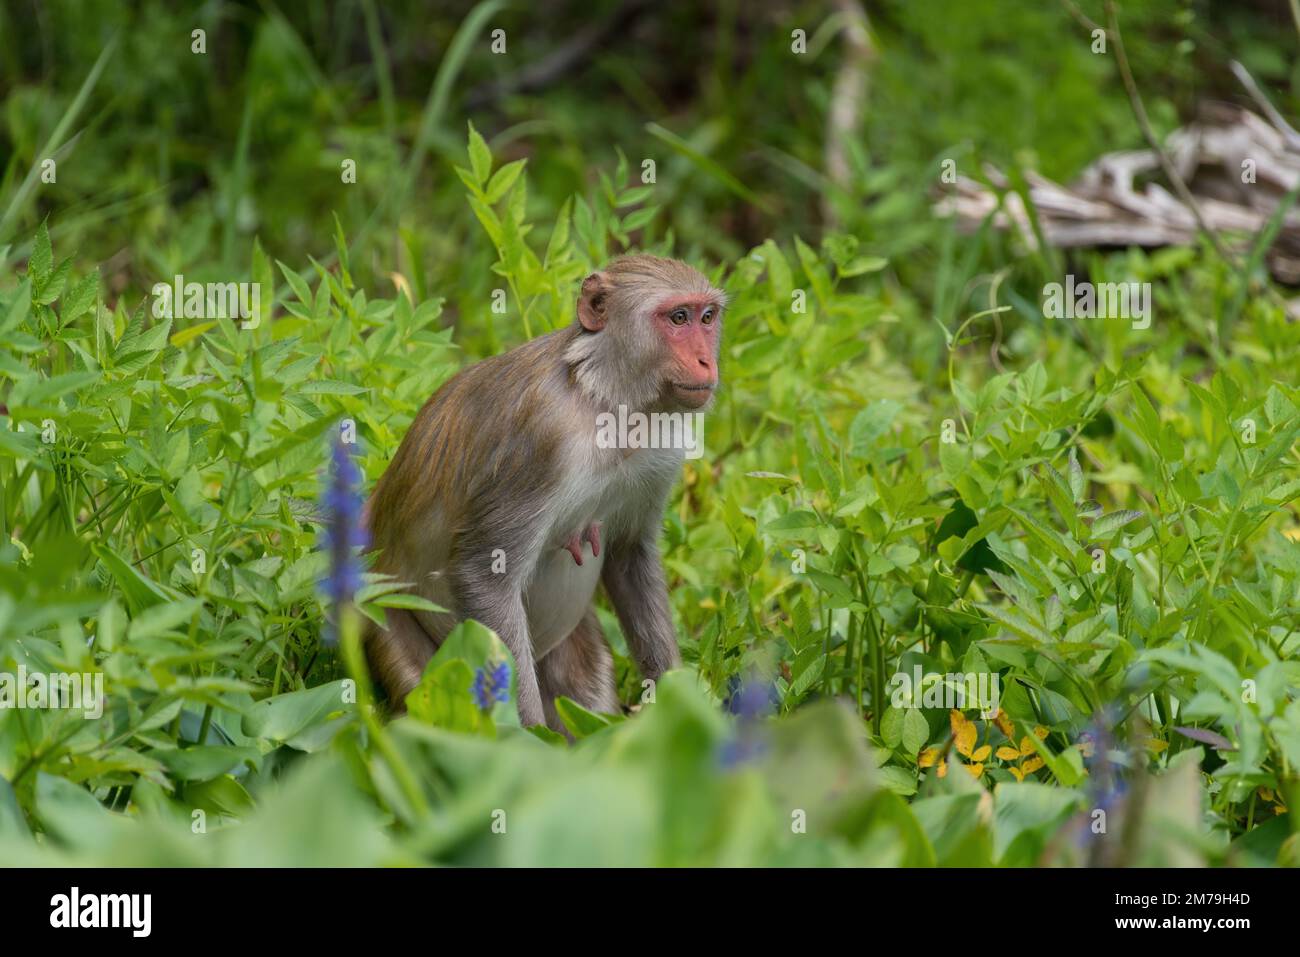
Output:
[562, 521, 602, 565]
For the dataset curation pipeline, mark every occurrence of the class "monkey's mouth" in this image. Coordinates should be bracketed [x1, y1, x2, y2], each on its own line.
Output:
[670, 382, 715, 408]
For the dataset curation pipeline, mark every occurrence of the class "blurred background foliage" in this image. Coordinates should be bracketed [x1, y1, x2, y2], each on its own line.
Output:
[3, 0, 1294, 336]
[2, 0, 1300, 866]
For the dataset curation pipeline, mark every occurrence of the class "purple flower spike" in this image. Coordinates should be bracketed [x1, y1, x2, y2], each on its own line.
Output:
[320, 433, 369, 643]
[473, 661, 512, 710]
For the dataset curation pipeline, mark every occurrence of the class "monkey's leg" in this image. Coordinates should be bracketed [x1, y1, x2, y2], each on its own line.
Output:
[537, 608, 619, 735]
[365, 608, 439, 713]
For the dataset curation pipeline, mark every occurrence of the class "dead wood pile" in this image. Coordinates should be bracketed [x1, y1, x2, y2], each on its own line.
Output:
[939, 102, 1300, 283]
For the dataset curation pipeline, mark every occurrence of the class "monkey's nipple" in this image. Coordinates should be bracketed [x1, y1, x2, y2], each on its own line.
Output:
[562, 522, 602, 566]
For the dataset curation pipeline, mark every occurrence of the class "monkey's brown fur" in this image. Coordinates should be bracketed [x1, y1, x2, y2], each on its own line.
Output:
[364, 255, 725, 733]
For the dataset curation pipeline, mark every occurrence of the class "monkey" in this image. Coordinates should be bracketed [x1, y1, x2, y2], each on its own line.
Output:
[363, 255, 725, 733]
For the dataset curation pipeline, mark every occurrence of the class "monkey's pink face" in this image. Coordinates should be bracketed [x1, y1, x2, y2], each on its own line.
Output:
[653, 295, 721, 409]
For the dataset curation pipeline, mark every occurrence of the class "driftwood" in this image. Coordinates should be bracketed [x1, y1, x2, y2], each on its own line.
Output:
[938, 103, 1300, 283]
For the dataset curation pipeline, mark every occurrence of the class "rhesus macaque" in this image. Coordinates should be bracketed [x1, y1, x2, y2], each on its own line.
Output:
[364, 255, 725, 732]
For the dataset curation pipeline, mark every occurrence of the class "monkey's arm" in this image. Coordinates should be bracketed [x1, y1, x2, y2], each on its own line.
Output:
[601, 535, 681, 684]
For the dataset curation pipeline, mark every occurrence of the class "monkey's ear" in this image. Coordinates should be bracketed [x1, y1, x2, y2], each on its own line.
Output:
[577, 272, 609, 332]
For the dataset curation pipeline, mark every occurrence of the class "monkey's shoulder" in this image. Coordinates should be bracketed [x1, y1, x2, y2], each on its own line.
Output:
[417, 361, 578, 496]
[425, 339, 563, 420]
[440, 331, 571, 405]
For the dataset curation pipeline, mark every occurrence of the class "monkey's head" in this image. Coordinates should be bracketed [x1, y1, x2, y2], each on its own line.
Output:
[573, 255, 725, 412]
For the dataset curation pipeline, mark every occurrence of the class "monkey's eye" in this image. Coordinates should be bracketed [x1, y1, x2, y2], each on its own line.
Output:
[701, 307, 715, 324]
[670, 308, 689, 325]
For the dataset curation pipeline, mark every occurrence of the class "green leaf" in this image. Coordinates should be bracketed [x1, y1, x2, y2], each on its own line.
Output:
[804, 569, 860, 609]
[555, 696, 614, 739]
[848, 400, 902, 457]
[184, 775, 256, 818]
[299, 379, 368, 395]
[60, 270, 99, 321]
[407, 619, 520, 731]
[0, 776, 30, 842]
[467, 120, 492, 185]
[34, 772, 115, 847]
[405, 658, 491, 735]
[993, 781, 1080, 865]
[1, 278, 31, 332]
[902, 708, 929, 755]
[27, 221, 52, 284]
[114, 316, 172, 365]
[839, 256, 888, 277]
[1090, 509, 1143, 540]
[484, 159, 526, 204]
[277, 260, 314, 305]
[93, 544, 183, 613]
[13, 370, 99, 408]
[149, 746, 258, 782]
[372, 592, 446, 613]
[1067, 449, 1085, 501]
[127, 598, 202, 640]
[766, 509, 820, 532]
[242, 681, 351, 747]
[881, 707, 904, 747]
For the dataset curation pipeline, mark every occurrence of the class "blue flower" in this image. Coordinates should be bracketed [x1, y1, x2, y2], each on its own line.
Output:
[320, 434, 369, 643]
[718, 674, 778, 769]
[725, 674, 779, 719]
[718, 733, 769, 769]
[1076, 705, 1130, 848]
[472, 660, 512, 710]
